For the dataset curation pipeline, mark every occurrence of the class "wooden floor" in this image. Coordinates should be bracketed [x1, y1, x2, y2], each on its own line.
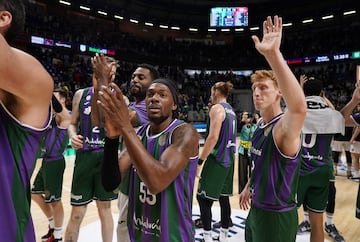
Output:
[31, 150, 360, 242]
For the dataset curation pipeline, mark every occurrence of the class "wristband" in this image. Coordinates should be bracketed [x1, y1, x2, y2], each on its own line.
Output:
[198, 158, 205, 165]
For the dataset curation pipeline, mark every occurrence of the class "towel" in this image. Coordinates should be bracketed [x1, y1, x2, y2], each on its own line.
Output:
[302, 96, 344, 135]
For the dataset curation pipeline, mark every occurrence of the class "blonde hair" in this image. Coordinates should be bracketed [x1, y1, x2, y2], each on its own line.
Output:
[212, 81, 233, 97]
[251, 70, 278, 88]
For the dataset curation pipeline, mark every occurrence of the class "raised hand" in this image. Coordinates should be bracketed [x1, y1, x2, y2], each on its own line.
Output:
[251, 15, 282, 57]
[299, 74, 308, 88]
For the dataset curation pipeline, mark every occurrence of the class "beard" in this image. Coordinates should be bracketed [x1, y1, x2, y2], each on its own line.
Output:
[148, 114, 169, 124]
[130, 90, 146, 101]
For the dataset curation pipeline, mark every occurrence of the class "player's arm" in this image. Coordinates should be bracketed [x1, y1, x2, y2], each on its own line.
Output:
[0, 37, 53, 127]
[91, 74, 104, 127]
[123, 123, 199, 194]
[129, 109, 140, 127]
[252, 16, 306, 156]
[198, 104, 224, 160]
[350, 127, 360, 143]
[68, 89, 83, 149]
[239, 180, 251, 210]
[341, 79, 360, 127]
[101, 107, 142, 190]
[56, 106, 71, 129]
[91, 53, 118, 127]
[102, 137, 122, 191]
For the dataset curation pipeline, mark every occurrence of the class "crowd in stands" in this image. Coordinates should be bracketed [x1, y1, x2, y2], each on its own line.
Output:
[17, 1, 360, 122]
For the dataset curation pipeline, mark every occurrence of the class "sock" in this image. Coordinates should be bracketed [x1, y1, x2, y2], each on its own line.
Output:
[203, 230, 213, 242]
[53, 227, 63, 239]
[48, 216, 55, 229]
[326, 213, 334, 225]
[303, 211, 309, 222]
[354, 170, 360, 177]
[220, 228, 228, 241]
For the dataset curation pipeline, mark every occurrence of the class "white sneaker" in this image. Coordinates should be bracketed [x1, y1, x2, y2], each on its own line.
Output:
[202, 231, 214, 242]
[352, 170, 360, 179]
[219, 228, 228, 242]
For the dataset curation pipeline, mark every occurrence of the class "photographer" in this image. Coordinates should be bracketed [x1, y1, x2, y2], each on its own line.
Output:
[238, 111, 257, 193]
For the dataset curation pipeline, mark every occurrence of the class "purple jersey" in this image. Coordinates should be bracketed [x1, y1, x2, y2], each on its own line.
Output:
[250, 113, 301, 212]
[78, 87, 105, 151]
[43, 117, 69, 161]
[128, 119, 198, 242]
[210, 102, 237, 168]
[0, 101, 51, 242]
[300, 133, 334, 176]
[129, 100, 149, 127]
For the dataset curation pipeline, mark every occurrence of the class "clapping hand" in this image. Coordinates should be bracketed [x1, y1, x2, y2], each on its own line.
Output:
[97, 83, 131, 138]
[91, 53, 118, 89]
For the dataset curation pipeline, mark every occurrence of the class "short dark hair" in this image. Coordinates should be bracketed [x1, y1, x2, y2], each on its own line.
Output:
[54, 88, 68, 99]
[138, 63, 160, 81]
[0, 0, 25, 42]
[303, 77, 323, 96]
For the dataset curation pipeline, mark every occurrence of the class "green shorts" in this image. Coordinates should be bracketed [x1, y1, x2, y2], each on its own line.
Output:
[71, 151, 118, 205]
[31, 157, 66, 203]
[297, 165, 330, 212]
[245, 205, 298, 242]
[197, 156, 234, 200]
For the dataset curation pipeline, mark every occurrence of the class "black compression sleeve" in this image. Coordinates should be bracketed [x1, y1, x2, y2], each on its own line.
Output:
[52, 94, 63, 113]
[102, 136, 121, 191]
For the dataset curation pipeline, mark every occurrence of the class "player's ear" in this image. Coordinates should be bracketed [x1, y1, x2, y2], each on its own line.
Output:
[0, 10, 12, 30]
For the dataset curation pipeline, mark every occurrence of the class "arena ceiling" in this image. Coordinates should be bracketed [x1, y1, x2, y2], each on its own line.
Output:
[93, 0, 358, 29]
[48, 0, 359, 34]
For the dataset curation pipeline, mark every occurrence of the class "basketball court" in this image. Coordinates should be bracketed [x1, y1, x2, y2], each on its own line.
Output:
[31, 149, 360, 241]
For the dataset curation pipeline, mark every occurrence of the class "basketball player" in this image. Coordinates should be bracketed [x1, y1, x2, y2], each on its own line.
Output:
[296, 76, 344, 242]
[31, 89, 71, 242]
[238, 15, 307, 242]
[196, 81, 237, 242]
[96, 78, 199, 241]
[0, 0, 54, 241]
[92, 54, 159, 242]
[64, 58, 119, 242]
[340, 79, 360, 220]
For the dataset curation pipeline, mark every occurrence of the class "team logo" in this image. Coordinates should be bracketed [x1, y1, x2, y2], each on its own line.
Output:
[158, 133, 167, 146]
[263, 124, 272, 137]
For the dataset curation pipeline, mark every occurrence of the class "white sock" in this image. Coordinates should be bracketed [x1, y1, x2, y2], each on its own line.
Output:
[203, 230, 213, 242]
[354, 170, 360, 177]
[326, 213, 334, 225]
[48, 216, 55, 229]
[303, 211, 309, 222]
[53, 227, 63, 239]
[220, 228, 228, 242]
